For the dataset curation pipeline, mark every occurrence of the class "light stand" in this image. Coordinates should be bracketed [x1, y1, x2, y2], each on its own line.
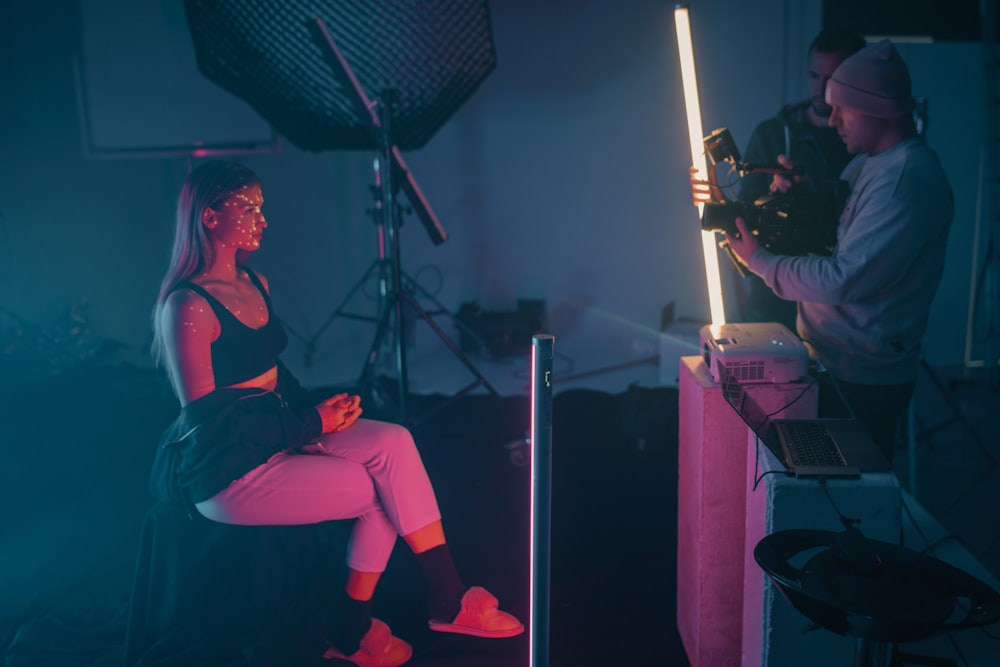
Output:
[307, 18, 498, 421]
[530, 333, 554, 667]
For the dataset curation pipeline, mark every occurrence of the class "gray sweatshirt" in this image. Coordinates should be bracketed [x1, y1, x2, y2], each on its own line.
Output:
[747, 136, 953, 384]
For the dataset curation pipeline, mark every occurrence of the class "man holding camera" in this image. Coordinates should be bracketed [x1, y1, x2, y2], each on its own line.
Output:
[734, 27, 865, 331]
[725, 39, 954, 463]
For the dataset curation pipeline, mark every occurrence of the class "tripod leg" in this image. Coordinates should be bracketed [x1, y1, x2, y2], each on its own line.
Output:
[357, 301, 398, 414]
[402, 291, 498, 397]
[302, 260, 381, 367]
[400, 271, 500, 391]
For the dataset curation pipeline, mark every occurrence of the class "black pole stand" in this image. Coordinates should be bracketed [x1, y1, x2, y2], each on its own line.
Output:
[307, 17, 497, 423]
[530, 334, 554, 667]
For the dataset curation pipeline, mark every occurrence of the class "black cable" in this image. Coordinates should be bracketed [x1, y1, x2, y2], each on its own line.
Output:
[817, 477, 861, 528]
[741, 374, 818, 436]
[764, 375, 819, 418]
[409, 264, 443, 298]
[752, 469, 785, 491]
[751, 434, 787, 491]
[714, 165, 743, 200]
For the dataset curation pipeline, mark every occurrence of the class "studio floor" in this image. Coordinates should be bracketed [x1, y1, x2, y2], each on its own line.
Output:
[2, 308, 1000, 666]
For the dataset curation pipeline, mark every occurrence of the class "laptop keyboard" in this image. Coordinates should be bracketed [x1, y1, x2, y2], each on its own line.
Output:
[783, 422, 847, 467]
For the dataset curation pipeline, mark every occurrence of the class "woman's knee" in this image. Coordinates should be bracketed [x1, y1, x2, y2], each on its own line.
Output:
[318, 419, 423, 471]
[371, 421, 421, 460]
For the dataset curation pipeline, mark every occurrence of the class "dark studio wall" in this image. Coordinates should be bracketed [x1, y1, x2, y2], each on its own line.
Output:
[0, 0, 991, 388]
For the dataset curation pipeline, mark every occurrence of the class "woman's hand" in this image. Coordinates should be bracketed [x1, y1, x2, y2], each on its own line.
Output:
[315, 393, 363, 434]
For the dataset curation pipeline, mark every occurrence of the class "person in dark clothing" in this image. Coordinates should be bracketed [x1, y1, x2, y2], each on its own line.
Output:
[734, 27, 866, 330]
[149, 160, 522, 667]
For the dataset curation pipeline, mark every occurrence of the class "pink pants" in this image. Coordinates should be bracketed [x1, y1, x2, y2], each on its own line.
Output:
[194, 419, 442, 573]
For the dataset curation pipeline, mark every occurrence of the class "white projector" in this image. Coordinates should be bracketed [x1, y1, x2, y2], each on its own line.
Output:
[700, 322, 809, 384]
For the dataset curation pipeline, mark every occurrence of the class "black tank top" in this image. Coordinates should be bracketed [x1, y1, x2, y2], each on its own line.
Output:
[172, 268, 288, 386]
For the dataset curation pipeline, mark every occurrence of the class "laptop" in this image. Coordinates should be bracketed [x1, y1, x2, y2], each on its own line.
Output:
[718, 362, 892, 478]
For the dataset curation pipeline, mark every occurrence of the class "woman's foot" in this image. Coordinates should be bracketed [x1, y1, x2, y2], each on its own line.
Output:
[324, 618, 413, 667]
[428, 586, 524, 638]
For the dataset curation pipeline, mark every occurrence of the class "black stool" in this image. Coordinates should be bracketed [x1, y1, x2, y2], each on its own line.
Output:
[125, 500, 347, 666]
[753, 528, 1000, 667]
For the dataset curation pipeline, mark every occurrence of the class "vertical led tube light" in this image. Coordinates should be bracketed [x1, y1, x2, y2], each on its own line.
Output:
[674, 4, 726, 325]
[530, 333, 554, 667]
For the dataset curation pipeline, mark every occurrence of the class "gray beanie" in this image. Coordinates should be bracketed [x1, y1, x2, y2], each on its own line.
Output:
[825, 39, 915, 118]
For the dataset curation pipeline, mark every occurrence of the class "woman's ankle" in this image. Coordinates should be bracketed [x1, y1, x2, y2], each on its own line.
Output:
[329, 593, 373, 654]
[403, 520, 446, 554]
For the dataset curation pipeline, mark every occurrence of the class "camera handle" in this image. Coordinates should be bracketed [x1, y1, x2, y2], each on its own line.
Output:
[718, 238, 749, 278]
[738, 162, 803, 179]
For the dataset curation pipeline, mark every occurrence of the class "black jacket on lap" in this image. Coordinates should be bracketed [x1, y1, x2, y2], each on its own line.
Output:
[150, 362, 325, 506]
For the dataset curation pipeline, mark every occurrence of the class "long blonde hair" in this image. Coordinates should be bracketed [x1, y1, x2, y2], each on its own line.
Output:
[150, 161, 260, 371]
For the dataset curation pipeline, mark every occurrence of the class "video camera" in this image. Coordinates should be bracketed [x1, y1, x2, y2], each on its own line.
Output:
[699, 128, 841, 257]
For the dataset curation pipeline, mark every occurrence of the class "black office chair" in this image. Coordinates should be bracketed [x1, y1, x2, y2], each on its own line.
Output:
[753, 528, 1000, 667]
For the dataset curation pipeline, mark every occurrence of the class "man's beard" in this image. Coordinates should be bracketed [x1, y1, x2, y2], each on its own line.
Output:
[810, 95, 832, 119]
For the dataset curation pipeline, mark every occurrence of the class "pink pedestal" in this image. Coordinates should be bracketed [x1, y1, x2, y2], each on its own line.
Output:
[677, 356, 816, 667]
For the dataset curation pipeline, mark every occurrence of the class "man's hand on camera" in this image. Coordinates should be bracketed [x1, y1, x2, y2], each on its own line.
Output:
[769, 154, 801, 194]
[725, 217, 760, 266]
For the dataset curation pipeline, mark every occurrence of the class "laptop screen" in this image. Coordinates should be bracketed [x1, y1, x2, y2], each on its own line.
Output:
[718, 361, 775, 444]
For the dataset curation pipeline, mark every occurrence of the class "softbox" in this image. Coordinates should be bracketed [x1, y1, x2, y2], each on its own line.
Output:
[183, 0, 497, 152]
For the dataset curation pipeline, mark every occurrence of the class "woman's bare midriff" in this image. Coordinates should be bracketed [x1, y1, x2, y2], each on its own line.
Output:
[224, 364, 278, 392]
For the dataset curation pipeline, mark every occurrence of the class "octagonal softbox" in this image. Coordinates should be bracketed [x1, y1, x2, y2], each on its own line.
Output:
[184, 0, 497, 152]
